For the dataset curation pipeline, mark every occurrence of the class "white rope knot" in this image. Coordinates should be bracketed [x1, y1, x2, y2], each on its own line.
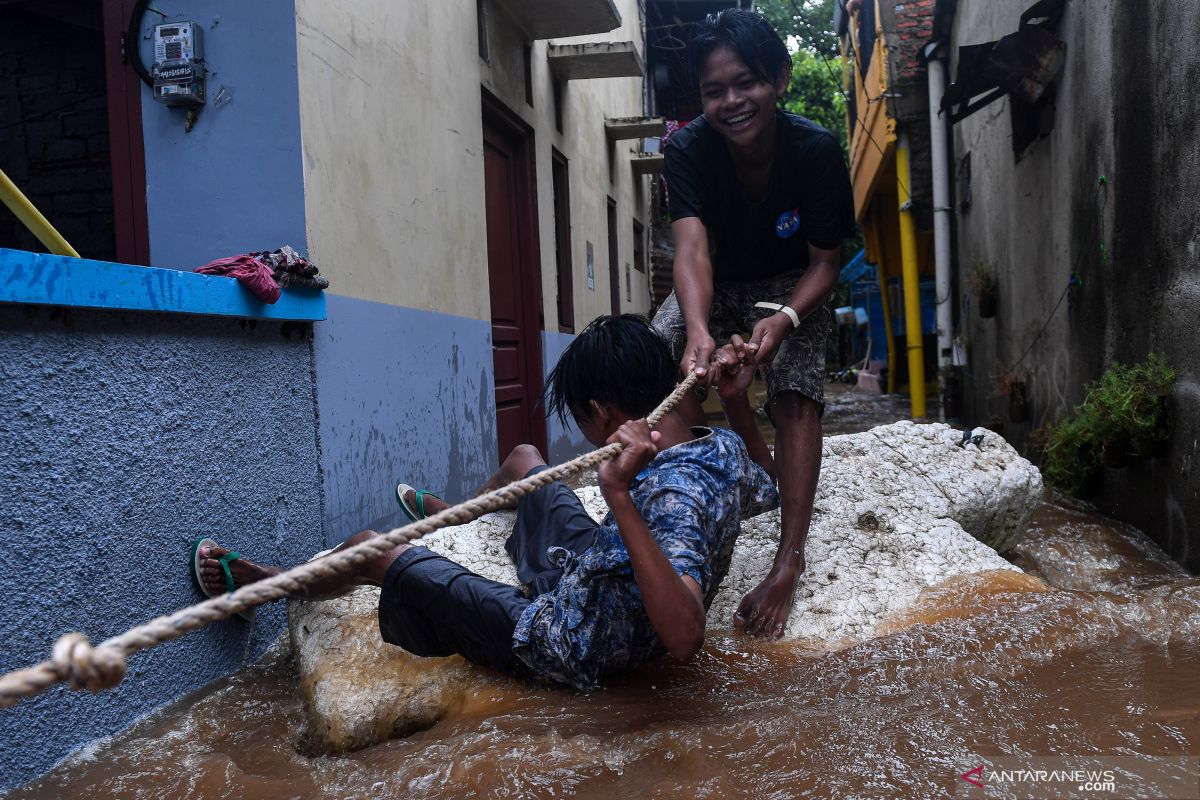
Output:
[51, 633, 127, 693]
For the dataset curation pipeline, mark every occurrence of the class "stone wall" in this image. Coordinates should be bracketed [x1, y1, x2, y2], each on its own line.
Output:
[879, 0, 937, 230]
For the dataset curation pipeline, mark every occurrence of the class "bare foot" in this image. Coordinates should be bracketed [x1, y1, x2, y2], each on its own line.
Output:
[198, 545, 281, 595]
[402, 488, 451, 517]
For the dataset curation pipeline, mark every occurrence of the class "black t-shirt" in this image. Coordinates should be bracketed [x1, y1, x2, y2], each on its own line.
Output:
[664, 111, 855, 283]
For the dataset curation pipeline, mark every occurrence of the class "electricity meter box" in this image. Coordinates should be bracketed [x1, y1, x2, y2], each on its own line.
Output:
[152, 21, 206, 107]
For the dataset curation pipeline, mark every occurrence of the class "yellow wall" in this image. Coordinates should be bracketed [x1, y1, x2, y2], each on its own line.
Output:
[294, 1, 487, 318]
[294, 0, 652, 324]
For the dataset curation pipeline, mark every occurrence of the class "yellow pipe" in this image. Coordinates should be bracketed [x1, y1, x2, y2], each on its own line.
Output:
[0, 167, 81, 258]
[896, 133, 926, 418]
[878, 241, 897, 398]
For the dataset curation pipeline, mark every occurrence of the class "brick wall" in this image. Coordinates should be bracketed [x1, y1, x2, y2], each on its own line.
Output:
[0, 8, 115, 260]
[883, 1, 937, 230]
[894, 0, 937, 84]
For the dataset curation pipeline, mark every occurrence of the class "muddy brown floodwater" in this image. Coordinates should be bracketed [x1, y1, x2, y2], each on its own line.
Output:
[10, 386, 1200, 799]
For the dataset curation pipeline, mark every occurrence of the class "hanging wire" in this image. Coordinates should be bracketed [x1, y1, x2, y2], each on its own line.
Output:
[785, 0, 914, 202]
[1097, 175, 1109, 263]
[1009, 177, 1108, 369]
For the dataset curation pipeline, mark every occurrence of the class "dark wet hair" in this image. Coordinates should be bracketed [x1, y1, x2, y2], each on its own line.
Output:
[545, 314, 677, 427]
[688, 9, 792, 89]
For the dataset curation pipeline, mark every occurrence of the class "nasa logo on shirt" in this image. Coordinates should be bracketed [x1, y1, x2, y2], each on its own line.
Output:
[775, 209, 801, 239]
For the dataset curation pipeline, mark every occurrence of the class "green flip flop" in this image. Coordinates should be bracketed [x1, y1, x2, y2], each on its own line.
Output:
[395, 483, 441, 522]
[189, 536, 255, 622]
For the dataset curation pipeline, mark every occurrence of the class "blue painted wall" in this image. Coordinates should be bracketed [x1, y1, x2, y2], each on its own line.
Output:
[314, 295, 499, 546]
[542, 330, 589, 464]
[0, 305, 325, 792]
[136, 0, 306, 268]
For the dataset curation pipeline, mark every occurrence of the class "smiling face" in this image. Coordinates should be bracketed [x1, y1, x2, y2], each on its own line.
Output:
[698, 45, 789, 153]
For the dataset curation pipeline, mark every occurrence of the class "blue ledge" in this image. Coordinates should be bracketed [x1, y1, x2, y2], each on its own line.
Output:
[0, 248, 326, 322]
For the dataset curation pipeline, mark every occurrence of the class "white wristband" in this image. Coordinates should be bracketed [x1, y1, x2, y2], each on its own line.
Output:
[754, 301, 801, 329]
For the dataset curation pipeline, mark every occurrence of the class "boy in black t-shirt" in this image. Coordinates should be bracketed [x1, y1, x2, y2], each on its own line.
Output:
[651, 9, 856, 639]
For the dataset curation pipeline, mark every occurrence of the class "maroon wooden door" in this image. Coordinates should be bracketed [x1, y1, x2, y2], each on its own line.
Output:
[101, 0, 150, 264]
[607, 198, 621, 314]
[483, 100, 547, 458]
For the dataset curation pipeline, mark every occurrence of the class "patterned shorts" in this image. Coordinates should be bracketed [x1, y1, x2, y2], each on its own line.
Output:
[651, 271, 832, 411]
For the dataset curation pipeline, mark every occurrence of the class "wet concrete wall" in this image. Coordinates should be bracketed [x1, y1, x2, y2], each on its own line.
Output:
[951, 0, 1200, 570]
[313, 295, 498, 546]
[0, 305, 325, 792]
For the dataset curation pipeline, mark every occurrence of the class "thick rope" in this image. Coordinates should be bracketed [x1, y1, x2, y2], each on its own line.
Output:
[0, 373, 699, 708]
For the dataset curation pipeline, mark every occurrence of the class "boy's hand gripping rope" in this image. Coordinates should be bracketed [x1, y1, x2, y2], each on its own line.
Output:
[0, 373, 699, 708]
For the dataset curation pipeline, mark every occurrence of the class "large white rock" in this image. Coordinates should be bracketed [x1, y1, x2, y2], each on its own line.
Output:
[289, 422, 1042, 751]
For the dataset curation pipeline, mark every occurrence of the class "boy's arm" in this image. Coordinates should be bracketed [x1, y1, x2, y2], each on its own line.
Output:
[746, 244, 841, 367]
[672, 217, 717, 380]
[599, 420, 707, 662]
[712, 338, 776, 482]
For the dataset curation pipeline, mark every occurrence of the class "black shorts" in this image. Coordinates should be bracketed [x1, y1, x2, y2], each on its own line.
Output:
[378, 467, 600, 673]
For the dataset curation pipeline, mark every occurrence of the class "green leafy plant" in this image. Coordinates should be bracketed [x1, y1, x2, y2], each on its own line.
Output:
[991, 367, 1029, 398]
[1041, 354, 1175, 495]
[1086, 353, 1174, 454]
[1042, 403, 1103, 495]
[992, 367, 1030, 424]
[971, 260, 998, 318]
[971, 260, 997, 296]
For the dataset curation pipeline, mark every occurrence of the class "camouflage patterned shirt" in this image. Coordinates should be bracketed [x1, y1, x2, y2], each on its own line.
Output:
[511, 427, 778, 690]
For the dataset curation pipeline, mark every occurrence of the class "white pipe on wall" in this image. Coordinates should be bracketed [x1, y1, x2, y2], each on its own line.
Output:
[926, 53, 954, 417]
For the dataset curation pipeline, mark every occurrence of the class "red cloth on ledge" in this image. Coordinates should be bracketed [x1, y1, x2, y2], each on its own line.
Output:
[194, 255, 281, 303]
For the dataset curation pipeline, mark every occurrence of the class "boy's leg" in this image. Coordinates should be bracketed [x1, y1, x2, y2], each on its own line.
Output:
[650, 291, 705, 426]
[379, 547, 531, 673]
[201, 534, 529, 673]
[197, 529, 414, 601]
[740, 278, 830, 636]
[400, 444, 598, 596]
[396, 444, 546, 519]
[505, 465, 601, 595]
[476, 444, 548, 494]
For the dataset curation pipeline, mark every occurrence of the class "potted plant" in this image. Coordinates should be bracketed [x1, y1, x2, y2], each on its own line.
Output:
[993, 367, 1031, 424]
[1042, 405, 1102, 496]
[1026, 423, 1051, 459]
[971, 260, 998, 318]
[1041, 354, 1176, 497]
[1086, 353, 1175, 459]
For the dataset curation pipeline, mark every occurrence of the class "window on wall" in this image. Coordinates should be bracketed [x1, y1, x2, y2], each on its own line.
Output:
[958, 152, 972, 212]
[607, 198, 620, 314]
[551, 149, 574, 332]
[523, 43, 534, 107]
[553, 78, 564, 133]
[632, 219, 645, 273]
[476, 0, 489, 61]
